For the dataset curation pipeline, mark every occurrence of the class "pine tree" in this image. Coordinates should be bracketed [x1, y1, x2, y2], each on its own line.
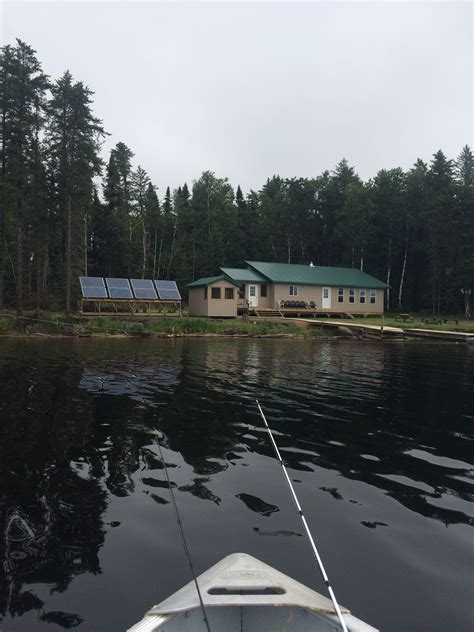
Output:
[454, 146, 474, 317]
[46, 70, 105, 313]
[130, 165, 151, 278]
[0, 40, 48, 312]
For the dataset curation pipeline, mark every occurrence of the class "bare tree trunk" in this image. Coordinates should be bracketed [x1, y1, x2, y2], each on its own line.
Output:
[351, 245, 354, 268]
[84, 215, 88, 275]
[463, 288, 471, 319]
[385, 238, 392, 310]
[16, 222, 23, 315]
[0, 79, 7, 310]
[36, 251, 41, 313]
[65, 194, 72, 314]
[127, 222, 132, 277]
[157, 237, 163, 279]
[398, 233, 409, 310]
[360, 244, 364, 272]
[42, 240, 49, 300]
[167, 221, 177, 279]
[152, 227, 157, 279]
[261, 208, 277, 259]
[287, 235, 291, 263]
[141, 218, 147, 279]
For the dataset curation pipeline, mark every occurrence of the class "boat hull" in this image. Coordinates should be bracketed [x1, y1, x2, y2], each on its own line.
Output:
[128, 553, 378, 632]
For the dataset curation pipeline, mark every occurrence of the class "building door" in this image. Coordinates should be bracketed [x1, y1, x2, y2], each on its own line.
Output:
[322, 287, 331, 309]
[248, 285, 258, 307]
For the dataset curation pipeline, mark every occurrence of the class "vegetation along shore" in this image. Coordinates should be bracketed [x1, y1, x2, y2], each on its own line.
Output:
[0, 312, 472, 339]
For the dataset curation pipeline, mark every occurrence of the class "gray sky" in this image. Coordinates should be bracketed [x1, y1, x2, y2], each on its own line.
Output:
[2, 1, 473, 194]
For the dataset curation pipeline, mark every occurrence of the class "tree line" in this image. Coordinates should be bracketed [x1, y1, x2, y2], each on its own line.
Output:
[1, 40, 472, 315]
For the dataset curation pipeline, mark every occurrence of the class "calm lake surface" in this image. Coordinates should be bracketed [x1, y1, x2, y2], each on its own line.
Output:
[0, 338, 472, 632]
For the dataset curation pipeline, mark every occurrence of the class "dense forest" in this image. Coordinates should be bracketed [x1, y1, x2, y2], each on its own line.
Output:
[1, 40, 472, 315]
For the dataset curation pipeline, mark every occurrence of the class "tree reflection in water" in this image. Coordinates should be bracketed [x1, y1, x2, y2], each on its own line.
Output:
[0, 338, 472, 631]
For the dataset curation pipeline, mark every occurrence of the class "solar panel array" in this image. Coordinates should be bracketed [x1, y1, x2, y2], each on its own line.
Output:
[79, 277, 181, 301]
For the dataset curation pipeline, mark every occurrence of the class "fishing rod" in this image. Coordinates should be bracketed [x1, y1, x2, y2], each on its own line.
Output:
[125, 377, 212, 632]
[155, 436, 212, 632]
[256, 400, 348, 632]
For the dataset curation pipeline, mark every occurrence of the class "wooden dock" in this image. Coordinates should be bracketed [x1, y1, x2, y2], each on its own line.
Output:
[297, 319, 404, 338]
[300, 319, 474, 341]
[251, 315, 474, 342]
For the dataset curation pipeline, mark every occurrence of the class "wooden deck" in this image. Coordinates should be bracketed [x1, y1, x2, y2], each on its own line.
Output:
[247, 307, 381, 319]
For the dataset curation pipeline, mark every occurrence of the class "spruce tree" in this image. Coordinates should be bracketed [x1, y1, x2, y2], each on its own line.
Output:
[46, 71, 105, 313]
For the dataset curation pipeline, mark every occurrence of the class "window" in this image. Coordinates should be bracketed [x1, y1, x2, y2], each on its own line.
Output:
[204, 287, 207, 299]
[211, 287, 221, 299]
[370, 289, 376, 304]
[249, 286, 256, 297]
[289, 285, 299, 296]
[360, 289, 366, 304]
[323, 288, 329, 299]
[349, 288, 355, 304]
[261, 284, 267, 298]
[238, 284, 245, 299]
[225, 287, 234, 299]
[338, 288, 344, 303]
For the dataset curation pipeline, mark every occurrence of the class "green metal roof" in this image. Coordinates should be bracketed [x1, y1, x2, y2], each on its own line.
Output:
[220, 267, 267, 284]
[185, 275, 240, 288]
[245, 261, 389, 289]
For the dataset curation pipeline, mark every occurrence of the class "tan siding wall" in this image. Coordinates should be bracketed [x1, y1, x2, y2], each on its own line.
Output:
[271, 284, 384, 313]
[208, 279, 238, 316]
[331, 287, 384, 313]
[188, 279, 238, 317]
[242, 283, 271, 308]
[188, 287, 209, 316]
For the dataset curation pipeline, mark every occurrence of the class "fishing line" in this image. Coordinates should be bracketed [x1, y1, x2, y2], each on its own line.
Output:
[256, 400, 348, 632]
[126, 376, 212, 632]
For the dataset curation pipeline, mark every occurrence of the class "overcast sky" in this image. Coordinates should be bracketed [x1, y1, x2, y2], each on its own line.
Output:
[2, 1, 472, 194]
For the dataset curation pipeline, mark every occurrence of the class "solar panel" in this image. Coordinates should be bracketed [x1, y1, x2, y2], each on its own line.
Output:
[130, 279, 158, 300]
[80, 276, 107, 298]
[105, 278, 133, 299]
[159, 289, 182, 300]
[155, 280, 181, 301]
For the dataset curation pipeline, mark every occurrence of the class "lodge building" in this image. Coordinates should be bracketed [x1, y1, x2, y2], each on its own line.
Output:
[185, 261, 388, 318]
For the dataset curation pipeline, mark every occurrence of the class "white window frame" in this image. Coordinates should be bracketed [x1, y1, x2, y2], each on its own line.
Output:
[289, 285, 299, 296]
[349, 288, 355, 304]
[370, 289, 376, 304]
[360, 289, 366, 304]
[338, 288, 344, 303]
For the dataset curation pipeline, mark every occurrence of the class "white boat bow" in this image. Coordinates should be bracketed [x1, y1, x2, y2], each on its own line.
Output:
[127, 552, 378, 631]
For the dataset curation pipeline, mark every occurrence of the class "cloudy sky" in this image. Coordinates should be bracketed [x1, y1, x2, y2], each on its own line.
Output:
[2, 1, 472, 193]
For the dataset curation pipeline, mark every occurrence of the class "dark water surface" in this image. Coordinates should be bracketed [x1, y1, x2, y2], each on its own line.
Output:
[0, 338, 472, 632]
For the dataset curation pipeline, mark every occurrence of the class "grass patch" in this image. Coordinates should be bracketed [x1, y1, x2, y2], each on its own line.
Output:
[0, 312, 306, 337]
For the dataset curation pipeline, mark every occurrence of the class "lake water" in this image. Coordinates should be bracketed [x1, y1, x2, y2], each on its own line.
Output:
[0, 338, 472, 631]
